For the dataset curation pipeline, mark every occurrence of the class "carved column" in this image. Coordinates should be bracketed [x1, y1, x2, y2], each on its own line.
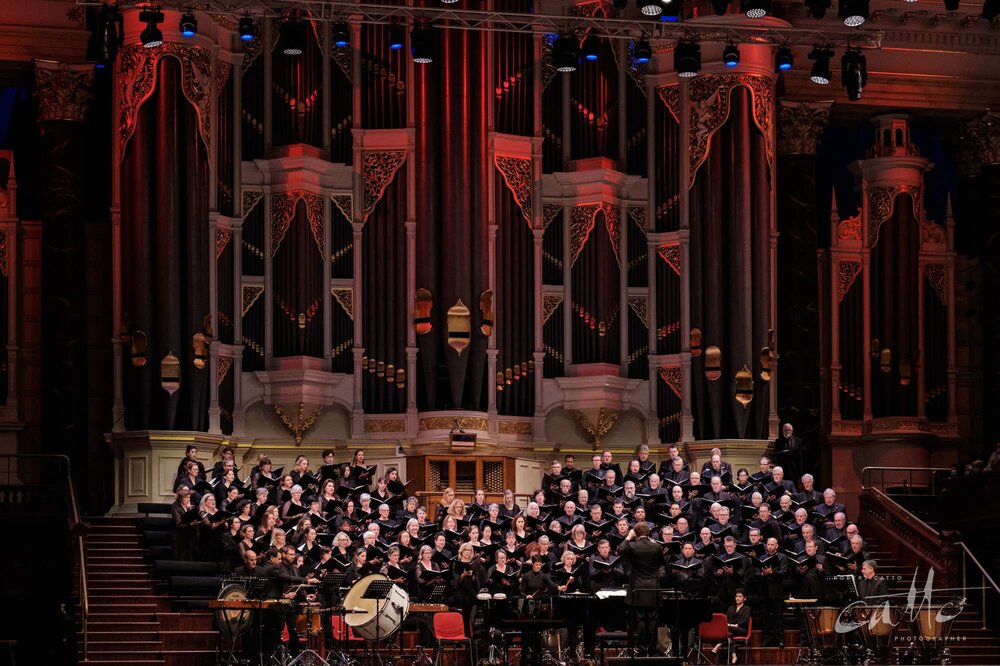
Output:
[776, 101, 830, 474]
[955, 112, 1000, 446]
[34, 62, 94, 475]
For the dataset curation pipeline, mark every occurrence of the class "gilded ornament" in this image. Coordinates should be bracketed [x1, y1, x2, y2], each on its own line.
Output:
[161, 351, 180, 394]
[868, 185, 921, 248]
[924, 264, 947, 305]
[658, 366, 682, 398]
[542, 294, 564, 324]
[217, 356, 233, 386]
[216, 228, 233, 258]
[628, 297, 648, 327]
[543, 203, 562, 230]
[34, 64, 93, 124]
[573, 408, 620, 445]
[777, 101, 831, 156]
[837, 213, 863, 242]
[331, 194, 353, 222]
[242, 190, 264, 218]
[657, 84, 681, 124]
[495, 155, 533, 226]
[363, 151, 406, 221]
[838, 262, 862, 302]
[657, 243, 681, 275]
[242, 284, 265, 316]
[275, 403, 324, 444]
[498, 420, 533, 435]
[331, 287, 354, 320]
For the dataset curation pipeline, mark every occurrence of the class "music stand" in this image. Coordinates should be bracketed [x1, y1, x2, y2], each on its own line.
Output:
[362, 579, 395, 666]
[429, 585, 446, 603]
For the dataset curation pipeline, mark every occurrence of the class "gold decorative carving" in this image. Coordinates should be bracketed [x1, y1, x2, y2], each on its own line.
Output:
[628, 297, 648, 327]
[34, 64, 93, 124]
[954, 111, 1000, 176]
[628, 206, 647, 232]
[921, 220, 946, 245]
[777, 101, 831, 156]
[924, 264, 947, 305]
[270, 191, 325, 256]
[657, 84, 681, 124]
[495, 155, 533, 226]
[331, 287, 354, 320]
[542, 294, 564, 324]
[119, 43, 215, 159]
[332, 45, 352, 83]
[837, 213, 862, 242]
[419, 416, 489, 432]
[658, 366, 682, 398]
[242, 284, 265, 316]
[869, 185, 921, 248]
[242, 32, 264, 73]
[541, 36, 557, 91]
[216, 228, 232, 258]
[363, 151, 406, 221]
[363, 419, 406, 433]
[838, 261, 862, 302]
[275, 403, 324, 444]
[217, 61, 232, 93]
[217, 356, 233, 386]
[498, 420, 533, 435]
[688, 74, 773, 188]
[570, 202, 619, 266]
[573, 408, 620, 445]
[332, 194, 353, 222]
[243, 190, 264, 218]
[543, 203, 562, 230]
[657, 243, 681, 275]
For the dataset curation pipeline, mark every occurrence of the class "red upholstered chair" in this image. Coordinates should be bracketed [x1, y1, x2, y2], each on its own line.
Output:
[331, 615, 365, 646]
[728, 617, 752, 664]
[432, 612, 473, 666]
[695, 613, 730, 664]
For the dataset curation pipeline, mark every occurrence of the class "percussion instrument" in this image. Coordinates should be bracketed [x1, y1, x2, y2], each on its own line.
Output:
[520, 597, 553, 619]
[855, 603, 898, 662]
[342, 573, 410, 641]
[410, 603, 449, 613]
[213, 584, 255, 640]
[803, 606, 844, 653]
[295, 603, 324, 635]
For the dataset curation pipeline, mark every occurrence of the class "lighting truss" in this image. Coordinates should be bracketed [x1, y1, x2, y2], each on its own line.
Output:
[74, 0, 884, 49]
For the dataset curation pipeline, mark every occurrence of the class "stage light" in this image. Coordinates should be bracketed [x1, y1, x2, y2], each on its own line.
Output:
[634, 39, 652, 64]
[674, 40, 700, 78]
[639, 0, 664, 16]
[841, 48, 867, 100]
[775, 45, 793, 71]
[711, 0, 731, 14]
[582, 36, 600, 61]
[179, 13, 197, 38]
[723, 43, 740, 67]
[742, 0, 771, 17]
[411, 26, 435, 64]
[840, 0, 869, 26]
[388, 25, 404, 50]
[280, 19, 306, 56]
[333, 21, 350, 48]
[809, 46, 833, 85]
[239, 16, 257, 42]
[88, 3, 123, 68]
[984, 0, 1000, 18]
[806, 0, 832, 18]
[553, 35, 579, 72]
[139, 9, 164, 48]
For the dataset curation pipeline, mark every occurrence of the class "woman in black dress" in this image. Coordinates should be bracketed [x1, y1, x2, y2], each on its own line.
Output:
[714, 588, 750, 664]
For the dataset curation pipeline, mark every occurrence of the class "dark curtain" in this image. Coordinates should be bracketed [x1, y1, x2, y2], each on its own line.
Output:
[689, 87, 770, 440]
[870, 194, 919, 417]
[122, 57, 209, 431]
[272, 198, 323, 358]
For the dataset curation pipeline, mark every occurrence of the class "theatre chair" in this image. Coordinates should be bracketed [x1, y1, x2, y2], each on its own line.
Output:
[433, 612, 474, 666]
[694, 613, 729, 664]
[728, 617, 752, 664]
[331, 615, 364, 653]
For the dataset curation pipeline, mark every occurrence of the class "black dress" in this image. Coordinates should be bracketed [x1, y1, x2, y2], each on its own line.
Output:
[726, 603, 751, 639]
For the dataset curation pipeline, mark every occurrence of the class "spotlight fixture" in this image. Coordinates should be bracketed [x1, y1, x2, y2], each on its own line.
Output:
[333, 21, 350, 48]
[441, 0, 458, 5]
[674, 40, 701, 78]
[87, 3, 123, 68]
[634, 39, 652, 64]
[839, 0, 869, 26]
[660, 2, 681, 20]
[723, 43, 740, 67]
[809, 45, 833, 85]
[239, 16, 257, 42]
[139, 8, 164, 48]
[411, 25, 435, 64]
[711, 0, 731, 14]
[742, 0, 772, 17]
[388, 24, 404, 50]
[179, 13, 197, 38]
[775, 45, 794, 71]
[280, 19, 306, 56]
[582, 35, 600, 61]
[553, 35, 580, 72]
[806, 0, 832, 18]
[984, 0, 1000, 19]
[639, 0, 664, 15]
[841, 48, 867, 100]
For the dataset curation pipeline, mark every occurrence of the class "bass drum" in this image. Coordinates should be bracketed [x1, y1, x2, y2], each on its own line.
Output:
[343, 574, 410, 641]
[215, 584, 253, 641]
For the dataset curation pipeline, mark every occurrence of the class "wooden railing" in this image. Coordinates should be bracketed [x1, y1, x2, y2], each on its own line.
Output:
[858, 487, 959, 590]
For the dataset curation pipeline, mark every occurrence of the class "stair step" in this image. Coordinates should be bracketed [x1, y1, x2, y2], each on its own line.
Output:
[84, 621, 161, 632]
[80, 641, 163, 652]
[87, 631, 161, 641]
[88, 587, 156, 596]
[80, 653, 164, 663]
[79, 661, 165, 666]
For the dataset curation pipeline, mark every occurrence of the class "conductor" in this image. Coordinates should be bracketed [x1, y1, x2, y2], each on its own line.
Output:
[617, 522, 664, 656]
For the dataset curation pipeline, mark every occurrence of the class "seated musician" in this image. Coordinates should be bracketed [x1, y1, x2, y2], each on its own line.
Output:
[711, 588, 750, 665]
[857, 559, 887, 604]
[589, 539, 625, 589]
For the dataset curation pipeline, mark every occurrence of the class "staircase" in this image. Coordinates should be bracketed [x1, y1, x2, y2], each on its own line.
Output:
[77, 516, 165, 665]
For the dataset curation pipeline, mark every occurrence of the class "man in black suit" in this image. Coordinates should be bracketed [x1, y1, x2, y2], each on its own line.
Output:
[617, 523, 665, 656]
[857, 560, 888, 604]
[773, 423, 804, 484]
[755, 537, 790, 647]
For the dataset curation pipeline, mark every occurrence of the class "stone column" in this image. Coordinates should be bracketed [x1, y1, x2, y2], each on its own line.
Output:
[34, 61, 94, 479]
[776, 101, 830, 476]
